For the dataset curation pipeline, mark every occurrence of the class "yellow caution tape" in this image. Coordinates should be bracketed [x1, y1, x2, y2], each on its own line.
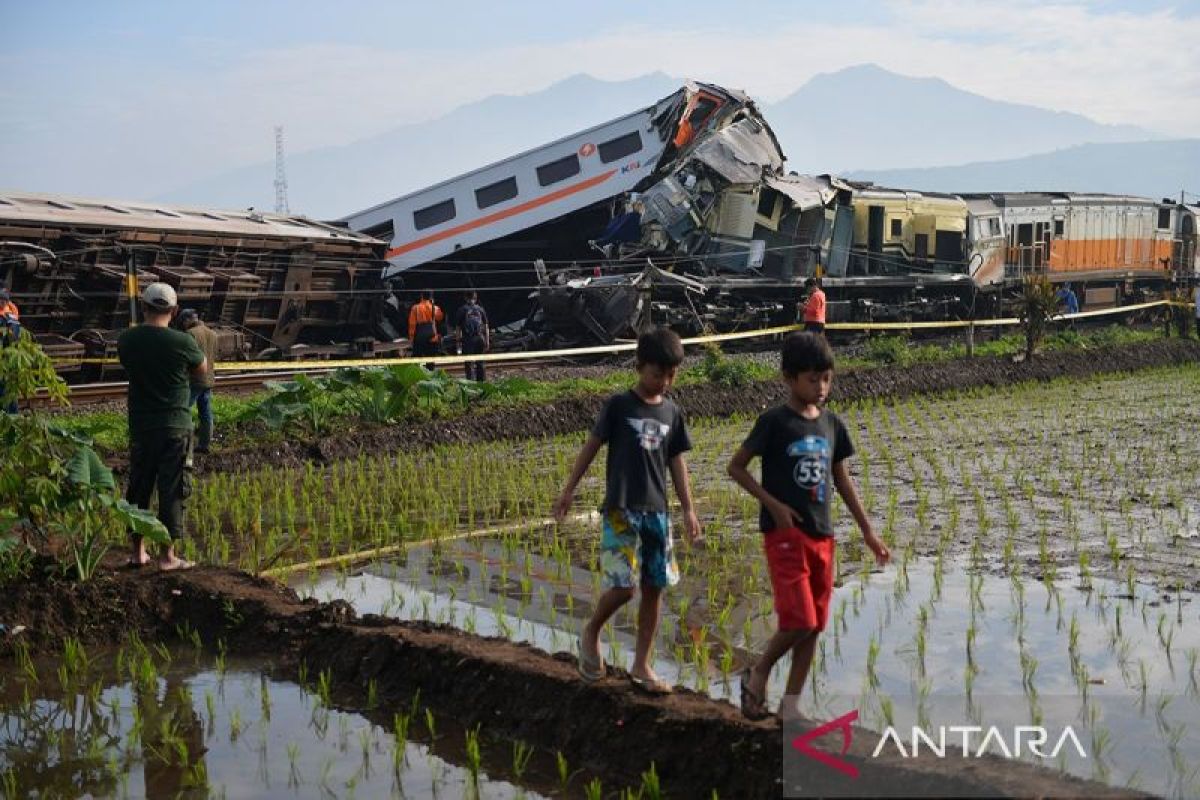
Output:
[53, 298, 1181, 370]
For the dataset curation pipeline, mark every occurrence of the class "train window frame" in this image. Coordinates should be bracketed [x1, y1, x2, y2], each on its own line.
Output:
[1157, 207, 1171, 230]
[598, 131, 643, 164]
[413, 199, 456, 231]
[890, 218, 902, 238]
[536, 154, 581, 187]
[1053, 218, 1064, 237]
[475, 177, 519, 210]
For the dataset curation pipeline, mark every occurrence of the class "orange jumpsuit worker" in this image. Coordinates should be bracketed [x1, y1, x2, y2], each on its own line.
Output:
[0, 288, 19, 322]
[407, 290, 445, 359]
[801, 277, 826, 335]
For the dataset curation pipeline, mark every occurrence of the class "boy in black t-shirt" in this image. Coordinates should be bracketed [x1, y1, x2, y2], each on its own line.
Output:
[553, 328, 703, 695]
[727, 332, 889, 721]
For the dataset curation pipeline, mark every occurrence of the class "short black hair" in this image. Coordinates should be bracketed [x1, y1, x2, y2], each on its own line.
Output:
[781, 332, 834, 376]
[465, 290, 478, 302]
[636, 327, 684, 368]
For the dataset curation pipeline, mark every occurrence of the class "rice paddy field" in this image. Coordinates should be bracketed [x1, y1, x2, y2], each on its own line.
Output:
[5, 359, 1200, 797]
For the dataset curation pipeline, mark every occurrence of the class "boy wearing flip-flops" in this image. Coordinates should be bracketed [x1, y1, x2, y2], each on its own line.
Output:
[727, 332, 890, 720]
[552, 327, 703, 695]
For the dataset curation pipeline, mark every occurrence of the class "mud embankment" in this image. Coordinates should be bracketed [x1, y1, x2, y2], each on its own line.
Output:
[0, 560, 1143, 798]
[171, 339, 1200, 476]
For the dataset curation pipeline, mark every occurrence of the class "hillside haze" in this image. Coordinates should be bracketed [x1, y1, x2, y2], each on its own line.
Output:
[768, 64, 1157, 173]
[846, 139, 1200, 201]
[156, 73, 679, 218]
[156, 66, 1171, 218]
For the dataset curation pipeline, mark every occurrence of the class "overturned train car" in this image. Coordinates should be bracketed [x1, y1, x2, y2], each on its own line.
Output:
[344, 81, 1199, 345]
[0, 193, 390, 377]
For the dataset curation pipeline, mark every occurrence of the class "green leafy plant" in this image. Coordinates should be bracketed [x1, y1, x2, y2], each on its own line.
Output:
[0, 335, 169, 579]
[1017, 274, 1059, 359]
[698, 343, 759, 387]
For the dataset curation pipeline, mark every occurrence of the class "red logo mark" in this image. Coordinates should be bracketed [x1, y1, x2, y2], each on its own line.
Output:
[578, 142, 596, 157]
[791, 709, 859, 778]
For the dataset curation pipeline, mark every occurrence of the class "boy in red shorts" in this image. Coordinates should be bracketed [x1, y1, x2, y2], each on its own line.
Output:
[727, 332, 889, 720]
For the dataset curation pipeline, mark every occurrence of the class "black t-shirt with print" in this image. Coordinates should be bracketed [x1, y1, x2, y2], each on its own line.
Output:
[593, 390, 691, 513]
[742, 405, 854, 536]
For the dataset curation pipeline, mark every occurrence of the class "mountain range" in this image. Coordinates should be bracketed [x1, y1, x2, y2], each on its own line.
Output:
[155, 66, 1192, 218]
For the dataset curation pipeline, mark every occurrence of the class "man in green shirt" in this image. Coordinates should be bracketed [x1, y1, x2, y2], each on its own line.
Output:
[178, 309, 218, 453]
[118, 283, 206, 570]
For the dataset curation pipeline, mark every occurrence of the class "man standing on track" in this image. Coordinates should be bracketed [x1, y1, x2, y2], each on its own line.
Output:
[454, 290, 490, 382]
[118, 283, 206, 571]
[408, 290, 445, 365]
[800, 277, 826, 335]
[179, 309, 218, 454]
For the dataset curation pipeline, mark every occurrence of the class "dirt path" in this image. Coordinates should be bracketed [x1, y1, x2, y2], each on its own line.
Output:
[142, 338, 1200, 478]
[0, 559, 1145, 798]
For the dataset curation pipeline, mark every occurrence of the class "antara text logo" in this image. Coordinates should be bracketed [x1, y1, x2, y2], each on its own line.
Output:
[790, 709, 1088, 778]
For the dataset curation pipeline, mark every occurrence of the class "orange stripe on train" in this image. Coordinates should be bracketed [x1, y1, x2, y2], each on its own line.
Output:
[386, 169, 618, 259]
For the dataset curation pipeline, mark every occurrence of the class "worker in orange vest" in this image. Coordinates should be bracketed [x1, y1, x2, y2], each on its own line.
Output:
[407, 290, 445, 359]
[800, 277, 826, 335]
[0, 288, 18, 322]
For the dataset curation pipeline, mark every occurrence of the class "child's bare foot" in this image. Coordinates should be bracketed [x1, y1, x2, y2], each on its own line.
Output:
[126, 554, 151, 568]
[158, 557, 195, 572]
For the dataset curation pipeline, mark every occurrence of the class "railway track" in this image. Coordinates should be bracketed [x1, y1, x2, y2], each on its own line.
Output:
[32, 356, 598, 407]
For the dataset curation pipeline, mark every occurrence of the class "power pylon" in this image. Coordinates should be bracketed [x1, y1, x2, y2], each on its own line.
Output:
[274, 125, 290, 214]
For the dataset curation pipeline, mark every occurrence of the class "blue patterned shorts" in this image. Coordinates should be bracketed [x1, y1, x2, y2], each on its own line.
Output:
[599, 509, 679, 589]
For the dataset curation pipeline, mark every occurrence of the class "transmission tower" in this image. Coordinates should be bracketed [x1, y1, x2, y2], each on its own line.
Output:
[273, 125, 290, 214]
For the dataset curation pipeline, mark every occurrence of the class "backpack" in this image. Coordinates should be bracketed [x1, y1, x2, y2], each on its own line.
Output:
[462, 304, 484, 339]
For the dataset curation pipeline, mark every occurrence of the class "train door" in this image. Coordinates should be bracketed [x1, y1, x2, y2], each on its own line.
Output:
[867, 205, 885, 274]
[825, 205, 854, 277]
[1016, 223, 1034, 272]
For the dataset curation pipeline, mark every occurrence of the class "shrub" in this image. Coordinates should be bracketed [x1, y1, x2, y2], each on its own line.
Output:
[0, 333, 168, 580]
[699, 343, 758, 387]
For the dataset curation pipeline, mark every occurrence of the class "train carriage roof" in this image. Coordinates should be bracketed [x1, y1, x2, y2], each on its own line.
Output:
[0, 191, 383, 244]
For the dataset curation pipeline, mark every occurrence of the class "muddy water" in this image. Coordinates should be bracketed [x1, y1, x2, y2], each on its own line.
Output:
[300, 540, 1200, 799]
[0, 649, 551, 799]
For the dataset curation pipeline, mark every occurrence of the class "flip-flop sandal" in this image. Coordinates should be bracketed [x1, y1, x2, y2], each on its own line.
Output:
[577, 635, 605, 682]
[629, 674, 673, 696]
[739, 667, 770, 721]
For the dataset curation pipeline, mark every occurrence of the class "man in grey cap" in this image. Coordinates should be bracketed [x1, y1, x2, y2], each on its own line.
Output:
[117, 282, 206, 570]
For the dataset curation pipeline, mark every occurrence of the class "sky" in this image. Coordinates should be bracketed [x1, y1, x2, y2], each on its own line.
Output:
[1, 0, 1198, 201]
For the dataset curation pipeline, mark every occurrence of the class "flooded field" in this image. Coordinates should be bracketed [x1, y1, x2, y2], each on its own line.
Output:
[191, 363, 1200, 590]
[0, 640, 563, 799]
[299, 532, 1200, 797]
[4, 363, 1199, 795]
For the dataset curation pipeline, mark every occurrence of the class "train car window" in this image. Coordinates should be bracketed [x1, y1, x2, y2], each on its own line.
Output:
[1053, 218, 1064, 237]
[413, 199, 456, 231]
[915, 233, 929, 260]
[475, 177, 519, 209]
[536, 154, 581, 187]
[890, 219, 902, 238]
[934, 230, 962, 263]
[756, 190, 776, 217]
[598, 131, 643, 164]
[362, 219, 395, 242]
[989, 218, 1001, 236]
[1157, 208, 1171, 229]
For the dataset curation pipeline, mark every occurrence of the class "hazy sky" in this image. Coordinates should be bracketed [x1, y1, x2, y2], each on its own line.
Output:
[2, 0, 1198, 200]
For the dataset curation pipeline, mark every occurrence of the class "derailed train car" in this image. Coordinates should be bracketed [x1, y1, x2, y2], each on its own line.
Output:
[345, 80, 1198, 345]
[0, 192, 389, 376]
